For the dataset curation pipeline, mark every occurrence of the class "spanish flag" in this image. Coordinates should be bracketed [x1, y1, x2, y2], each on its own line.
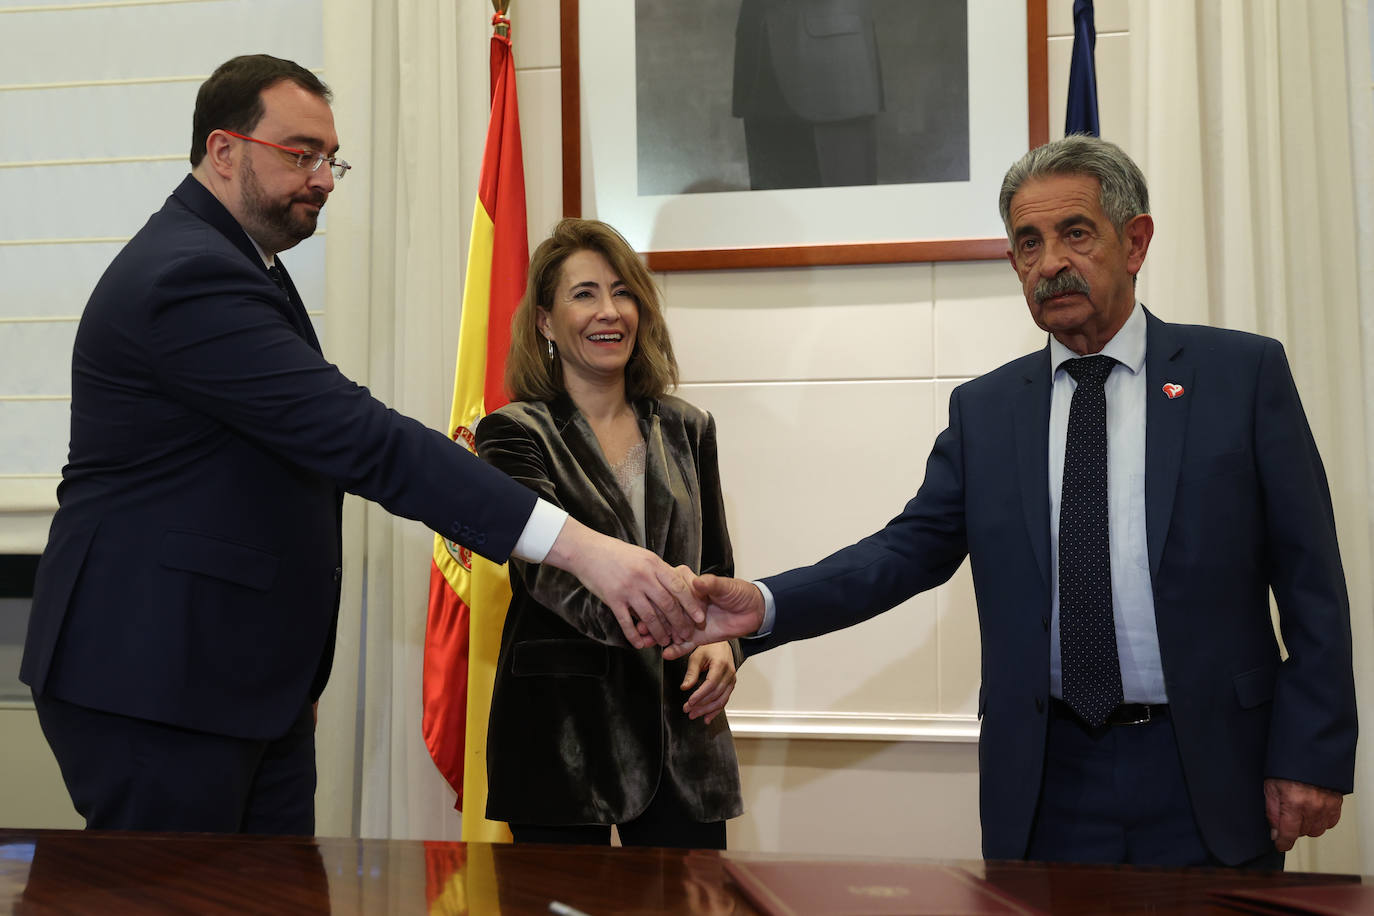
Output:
[423, 7, 527, 844]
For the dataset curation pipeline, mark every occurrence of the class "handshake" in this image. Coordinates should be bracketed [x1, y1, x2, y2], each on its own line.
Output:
[628, 563, 760, 661]
[546, 518, 765, 657]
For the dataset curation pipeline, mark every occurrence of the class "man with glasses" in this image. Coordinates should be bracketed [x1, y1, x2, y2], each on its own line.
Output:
[21, 54, 703, 835]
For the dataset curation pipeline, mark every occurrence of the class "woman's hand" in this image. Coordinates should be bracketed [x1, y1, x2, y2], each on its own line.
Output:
[681, 642, 737, 724]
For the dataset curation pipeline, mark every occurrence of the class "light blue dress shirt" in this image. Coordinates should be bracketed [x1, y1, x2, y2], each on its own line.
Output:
[1049, 302, 1165, 704]
[755, 303, 1167, 704]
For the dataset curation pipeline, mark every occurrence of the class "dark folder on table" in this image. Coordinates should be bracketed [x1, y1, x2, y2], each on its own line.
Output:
[722, 858, 1043, 916]
[1210, 880, 1374, 915]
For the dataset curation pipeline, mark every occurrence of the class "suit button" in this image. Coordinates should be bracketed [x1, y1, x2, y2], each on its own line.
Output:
[1041, 616, 1049, 632]
[333, 567, 342, 583]
[1035, 697, 1045, 714]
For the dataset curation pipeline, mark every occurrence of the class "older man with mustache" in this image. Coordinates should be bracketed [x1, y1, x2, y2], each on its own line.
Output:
[676, 134, 1356, 869]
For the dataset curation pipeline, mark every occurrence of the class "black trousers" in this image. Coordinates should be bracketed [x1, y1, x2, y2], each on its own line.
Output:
[510, 779, 727, 849]
[33, 691, 316, 834]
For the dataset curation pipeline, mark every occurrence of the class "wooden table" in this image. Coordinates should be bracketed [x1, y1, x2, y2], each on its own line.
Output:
[0, 828, 1364, 914]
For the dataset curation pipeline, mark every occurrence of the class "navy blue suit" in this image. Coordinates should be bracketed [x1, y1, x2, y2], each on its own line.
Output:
[22, 176, 535, 797]
[749, 309, 1356, 864]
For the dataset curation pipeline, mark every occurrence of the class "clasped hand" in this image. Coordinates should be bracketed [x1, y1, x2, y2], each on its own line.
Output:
[621, 569, 767, 659]
[662, 572, 767, 661]
[595, 558, 765, 657]
[560, 521, 763, 654]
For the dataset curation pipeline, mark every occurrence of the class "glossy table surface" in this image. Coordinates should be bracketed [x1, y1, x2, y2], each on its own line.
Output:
[0, 828, 1365, 914]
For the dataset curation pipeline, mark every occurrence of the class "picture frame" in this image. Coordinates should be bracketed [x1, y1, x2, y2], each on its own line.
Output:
[560, 0, 1048, 271]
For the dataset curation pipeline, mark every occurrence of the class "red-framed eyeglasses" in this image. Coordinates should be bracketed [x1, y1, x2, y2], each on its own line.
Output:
[221, 130, 351, 181]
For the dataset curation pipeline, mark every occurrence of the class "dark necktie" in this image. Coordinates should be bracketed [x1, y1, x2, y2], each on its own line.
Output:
[267, 263, 288, 295]
[265, 260, 322, 354]
[1059, 354, 1123, 727]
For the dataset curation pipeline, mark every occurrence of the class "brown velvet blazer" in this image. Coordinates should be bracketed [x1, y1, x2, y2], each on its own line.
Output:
[475, 393, 743, 826]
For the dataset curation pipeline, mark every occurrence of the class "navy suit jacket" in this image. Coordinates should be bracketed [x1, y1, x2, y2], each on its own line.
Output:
[21, 176, 536, 740]
[750, 309, 1356, 864]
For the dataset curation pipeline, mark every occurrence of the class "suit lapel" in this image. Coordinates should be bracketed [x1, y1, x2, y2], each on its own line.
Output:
[170, 176, 322, 354]
[172, 175, 261, 266]
[1016, 348, 1053, 588]
[1143, 311, 1192, 579]
[640, 406, 676, 559]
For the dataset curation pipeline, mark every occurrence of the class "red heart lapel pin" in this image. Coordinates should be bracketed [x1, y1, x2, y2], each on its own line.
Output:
[1162, 383, 1185, 400]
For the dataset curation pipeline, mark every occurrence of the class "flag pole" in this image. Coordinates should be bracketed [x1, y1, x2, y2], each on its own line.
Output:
[492, 0, 511, 38]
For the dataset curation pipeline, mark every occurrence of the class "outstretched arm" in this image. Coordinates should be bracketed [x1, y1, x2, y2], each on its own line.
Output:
[542, 517, 703, 648]
[479, 411, 703, 649]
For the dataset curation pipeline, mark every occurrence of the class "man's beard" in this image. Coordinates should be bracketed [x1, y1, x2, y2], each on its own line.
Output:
[239, 152, 326, 254]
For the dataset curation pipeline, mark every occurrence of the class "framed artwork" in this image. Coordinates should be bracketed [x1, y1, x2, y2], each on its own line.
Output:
[560, 0, 1049, 270]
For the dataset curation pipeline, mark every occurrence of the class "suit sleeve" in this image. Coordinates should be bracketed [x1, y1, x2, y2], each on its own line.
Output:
[144, 251, 535, 562]
[1255, 341, 1357, 792]
[475, 410, 639, 647]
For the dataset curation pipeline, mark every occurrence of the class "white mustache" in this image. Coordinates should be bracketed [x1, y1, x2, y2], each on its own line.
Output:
[1035, 272, 1090, 303]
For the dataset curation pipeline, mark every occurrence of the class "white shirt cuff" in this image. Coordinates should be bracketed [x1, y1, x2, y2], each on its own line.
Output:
[510, 499, 568, 563]
[752, 579, 777, 637]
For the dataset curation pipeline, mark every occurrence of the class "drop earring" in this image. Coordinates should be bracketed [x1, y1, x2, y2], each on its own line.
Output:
[546, 337, 555, 359]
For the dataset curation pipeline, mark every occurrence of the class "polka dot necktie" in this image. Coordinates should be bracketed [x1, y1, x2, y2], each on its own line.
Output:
[1059, 354, 1123, 727]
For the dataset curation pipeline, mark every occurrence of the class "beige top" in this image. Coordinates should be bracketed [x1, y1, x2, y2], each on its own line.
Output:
[609, 440, 647, 546]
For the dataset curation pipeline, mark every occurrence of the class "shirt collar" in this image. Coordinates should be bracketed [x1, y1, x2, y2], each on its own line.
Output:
[248, 236, 275, 269]
[1049, 301, 1146, 378]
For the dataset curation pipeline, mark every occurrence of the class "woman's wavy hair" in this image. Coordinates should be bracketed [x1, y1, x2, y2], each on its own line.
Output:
[506, 218, 678, 402]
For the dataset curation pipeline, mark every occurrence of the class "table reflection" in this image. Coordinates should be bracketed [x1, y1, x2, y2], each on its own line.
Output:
[5, 828, 1367, 916]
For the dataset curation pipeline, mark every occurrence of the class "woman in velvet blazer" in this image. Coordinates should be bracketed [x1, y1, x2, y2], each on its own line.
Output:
[475, 219, 743, 848]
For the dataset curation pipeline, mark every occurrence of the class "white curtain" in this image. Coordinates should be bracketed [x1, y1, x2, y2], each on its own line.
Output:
[1129, 0, 1374, 873]
[316, 0, 496, 840]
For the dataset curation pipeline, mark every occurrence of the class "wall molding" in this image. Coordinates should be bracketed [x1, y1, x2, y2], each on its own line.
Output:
[728, 710, 980, 743]
[0, 69, 322, 94]
[0, 238, 130, 247]
[0, 0, 218, 17]
[0, 155, 185, 170]
[0, 232, 324, 247]
[0, 477, 59, 512]
[0, 478, 58, 554]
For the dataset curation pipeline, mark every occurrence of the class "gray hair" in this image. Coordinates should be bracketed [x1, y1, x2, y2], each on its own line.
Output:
[998, 134, 1150, 238]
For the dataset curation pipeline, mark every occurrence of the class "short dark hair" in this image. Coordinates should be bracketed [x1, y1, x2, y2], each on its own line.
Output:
[190, 55, 332, 167]
[999, 134, 1150, 238]
[506, 219, 679, 403]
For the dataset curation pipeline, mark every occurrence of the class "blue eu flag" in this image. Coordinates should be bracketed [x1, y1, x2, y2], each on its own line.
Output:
[1065, 0, 1100, 136]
